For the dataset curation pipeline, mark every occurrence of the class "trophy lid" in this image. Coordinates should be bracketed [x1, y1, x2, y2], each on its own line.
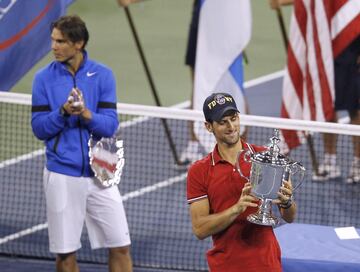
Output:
[250, 129, 292, 166]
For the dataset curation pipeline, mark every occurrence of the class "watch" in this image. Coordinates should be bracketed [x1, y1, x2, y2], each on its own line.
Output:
[280, 196, 293, 209]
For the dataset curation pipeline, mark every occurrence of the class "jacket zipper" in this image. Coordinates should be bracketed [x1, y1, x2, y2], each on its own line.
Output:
[73, 76, 86, 176]
[52, 62, 87, 173]
[53, 135, 61, 155]
[52, 74, 76, 154]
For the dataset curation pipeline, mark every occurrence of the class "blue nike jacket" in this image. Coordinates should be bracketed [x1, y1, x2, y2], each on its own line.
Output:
[31, 51, 118, 177]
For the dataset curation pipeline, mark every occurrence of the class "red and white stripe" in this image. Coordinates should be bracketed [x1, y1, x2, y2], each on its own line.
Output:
[281, 0, 360, 151]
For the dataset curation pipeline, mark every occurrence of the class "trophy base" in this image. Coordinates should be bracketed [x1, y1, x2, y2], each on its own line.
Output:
[247, 212, 279, 227]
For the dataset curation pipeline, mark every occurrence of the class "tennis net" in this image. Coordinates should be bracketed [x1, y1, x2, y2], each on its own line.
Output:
[1, 92, 360, 271]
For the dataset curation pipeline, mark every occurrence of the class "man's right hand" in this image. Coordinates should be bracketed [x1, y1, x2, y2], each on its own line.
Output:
[233, 182, 258, 215]
[117, 0, 141, 7]
[269, 0, 294, 9]
[63, 88, 85, 115]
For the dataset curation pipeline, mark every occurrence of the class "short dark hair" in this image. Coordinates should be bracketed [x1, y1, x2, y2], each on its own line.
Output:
[51, 15, 89, 49]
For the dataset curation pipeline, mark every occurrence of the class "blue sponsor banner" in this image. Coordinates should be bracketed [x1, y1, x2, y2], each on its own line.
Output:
[0, 0, 74, 91]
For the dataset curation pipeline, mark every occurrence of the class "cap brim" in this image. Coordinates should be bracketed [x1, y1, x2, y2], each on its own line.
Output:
[212, 106, 239, 122]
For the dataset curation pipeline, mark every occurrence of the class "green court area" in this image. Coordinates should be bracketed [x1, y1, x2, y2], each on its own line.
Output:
[11, 0, 292, 106]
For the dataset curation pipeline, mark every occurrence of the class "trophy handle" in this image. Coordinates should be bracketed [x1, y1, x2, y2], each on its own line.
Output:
[236, 150, 252, 181]
[286, 162, 306, 192]
[282, 166, 291, 182]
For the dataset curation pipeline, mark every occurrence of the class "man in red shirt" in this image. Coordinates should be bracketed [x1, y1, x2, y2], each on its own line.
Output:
[187, 93, 296, 272]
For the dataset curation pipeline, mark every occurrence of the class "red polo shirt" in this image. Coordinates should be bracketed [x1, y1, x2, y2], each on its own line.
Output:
[187, 141, 281, 272]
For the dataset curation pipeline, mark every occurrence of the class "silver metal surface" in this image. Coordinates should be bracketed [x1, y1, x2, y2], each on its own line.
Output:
[237, 129, 305, 226]
[88, 128, 125, 187]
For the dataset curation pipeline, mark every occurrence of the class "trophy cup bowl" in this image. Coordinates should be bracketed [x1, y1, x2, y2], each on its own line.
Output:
[237, 129, 305, 226]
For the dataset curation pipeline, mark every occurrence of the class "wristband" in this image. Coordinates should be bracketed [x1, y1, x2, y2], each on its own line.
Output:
[280, 196, 293, 209]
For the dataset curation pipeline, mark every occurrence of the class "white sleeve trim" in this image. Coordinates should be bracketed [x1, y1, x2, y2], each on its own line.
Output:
[187, 195, 208, 204]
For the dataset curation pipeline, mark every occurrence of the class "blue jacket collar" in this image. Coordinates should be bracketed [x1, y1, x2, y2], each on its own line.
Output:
[56, 50, 88, 73]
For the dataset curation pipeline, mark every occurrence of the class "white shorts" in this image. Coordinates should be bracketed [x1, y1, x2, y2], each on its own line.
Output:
[43, 168, 131, 254]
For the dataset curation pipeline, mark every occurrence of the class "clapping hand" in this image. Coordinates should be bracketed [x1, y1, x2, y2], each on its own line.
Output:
[64, 88, 85, 115]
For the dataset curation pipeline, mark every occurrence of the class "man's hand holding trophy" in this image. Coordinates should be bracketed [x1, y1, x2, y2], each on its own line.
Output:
[237, 129, 305, 226]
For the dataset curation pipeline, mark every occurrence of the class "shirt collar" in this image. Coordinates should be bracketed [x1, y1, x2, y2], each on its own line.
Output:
[57, 50, 88, 72]
[211, 139, 251, 166]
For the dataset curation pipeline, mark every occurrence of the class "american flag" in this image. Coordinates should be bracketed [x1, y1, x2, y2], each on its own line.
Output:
[281, 0, 360, 150]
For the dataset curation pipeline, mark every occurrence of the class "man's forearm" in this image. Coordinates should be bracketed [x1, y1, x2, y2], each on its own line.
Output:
[280, 202, 296, 223]
[117, 0, 143, 7]
[191, 203, 242, 240]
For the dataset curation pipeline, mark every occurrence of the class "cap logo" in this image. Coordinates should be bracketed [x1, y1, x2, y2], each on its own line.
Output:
[215, 94, 226, 104]
[207, 94, 234, 110]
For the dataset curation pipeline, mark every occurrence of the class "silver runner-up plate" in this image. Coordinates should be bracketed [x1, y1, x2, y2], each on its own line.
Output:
[88, 132, 125, 187]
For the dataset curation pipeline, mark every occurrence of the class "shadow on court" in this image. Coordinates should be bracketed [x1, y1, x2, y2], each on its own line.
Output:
[0, 256, 192, 272]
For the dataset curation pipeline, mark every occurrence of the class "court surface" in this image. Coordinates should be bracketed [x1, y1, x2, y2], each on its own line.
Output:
[0, 73, 284, 271]
[2, 71, 360, 271]
[4, 1, 357, 271]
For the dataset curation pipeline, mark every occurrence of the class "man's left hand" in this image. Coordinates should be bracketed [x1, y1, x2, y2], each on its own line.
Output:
[273, 180, 293, 206]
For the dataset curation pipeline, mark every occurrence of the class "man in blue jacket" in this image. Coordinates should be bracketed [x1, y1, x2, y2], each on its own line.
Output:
[31, 15, 132, 272]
